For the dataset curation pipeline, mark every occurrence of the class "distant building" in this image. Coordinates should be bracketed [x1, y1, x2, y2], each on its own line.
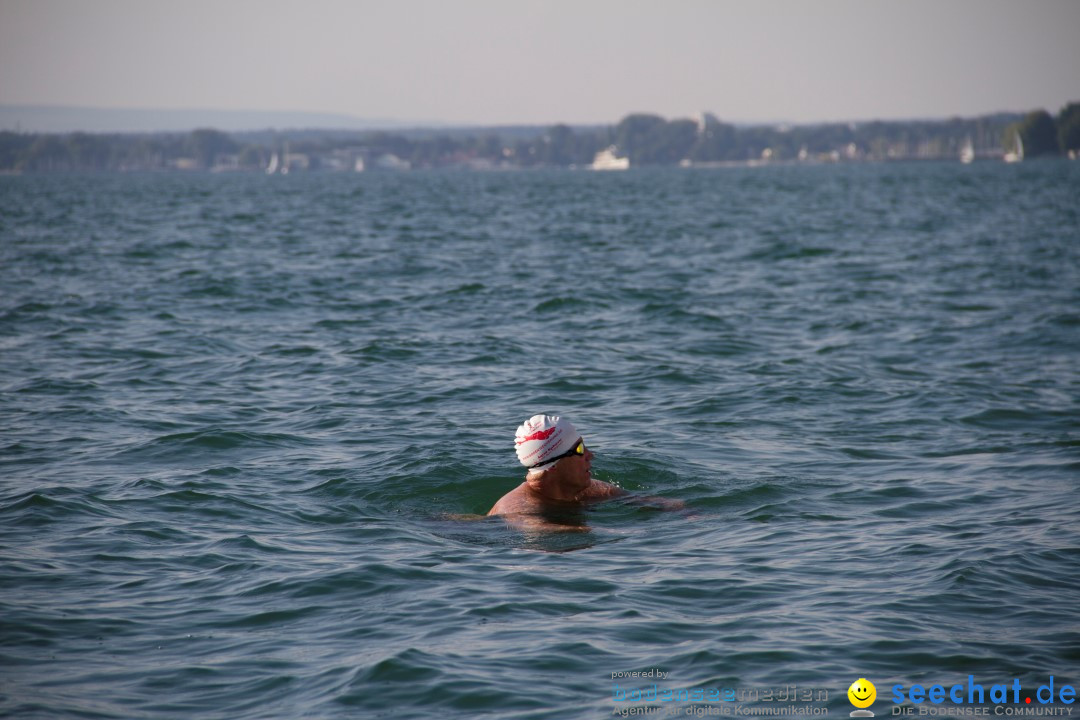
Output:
[321, 147, 366, 172]
[283, 152, 310, 172]
[375, 153, 410, 171]
[211, 154, 242, 172]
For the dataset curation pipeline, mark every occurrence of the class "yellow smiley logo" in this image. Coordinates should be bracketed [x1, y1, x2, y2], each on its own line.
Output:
[848, 678, 877, 709]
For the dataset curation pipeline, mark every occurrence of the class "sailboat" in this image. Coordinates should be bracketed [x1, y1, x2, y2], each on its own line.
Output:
[265, 152, 280, 174]
[960, 137, 974, 164]
[1003, 132, 1024, 163]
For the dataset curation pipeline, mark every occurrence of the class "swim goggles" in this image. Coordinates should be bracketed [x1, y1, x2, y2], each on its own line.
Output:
[531, 438, 586, 469]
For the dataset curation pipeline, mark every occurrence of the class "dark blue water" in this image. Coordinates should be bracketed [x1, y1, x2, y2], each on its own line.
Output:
[2, 163, 1079, 719]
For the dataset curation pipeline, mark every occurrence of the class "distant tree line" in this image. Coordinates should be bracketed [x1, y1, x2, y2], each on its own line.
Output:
[1, 102, 1078, 173]
[0, 128, 245, 172]
[1007, 104, 1080, 158]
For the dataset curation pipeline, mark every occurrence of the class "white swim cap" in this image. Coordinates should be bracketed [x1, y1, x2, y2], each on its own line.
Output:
[514, 414, 579, 469]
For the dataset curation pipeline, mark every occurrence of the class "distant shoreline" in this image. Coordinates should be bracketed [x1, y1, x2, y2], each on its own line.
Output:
[1, 105, 1076, 173]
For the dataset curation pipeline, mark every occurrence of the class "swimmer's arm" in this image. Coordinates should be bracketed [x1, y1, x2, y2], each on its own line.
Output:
[578, 479, 628, 501]
[582, 480, 684, 510]
[624, 494, 686, 511]
[491, 512, 589, 533]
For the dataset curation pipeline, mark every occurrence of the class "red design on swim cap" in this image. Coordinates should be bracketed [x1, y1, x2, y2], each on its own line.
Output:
[517, 426, 557, 445]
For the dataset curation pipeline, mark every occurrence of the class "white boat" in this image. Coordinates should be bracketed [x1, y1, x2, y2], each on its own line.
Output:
[960, 137, 974, 164]
[1004, 131, 1023, 163]
[590, 146, 629, 171]
[265, 152, 280, 174]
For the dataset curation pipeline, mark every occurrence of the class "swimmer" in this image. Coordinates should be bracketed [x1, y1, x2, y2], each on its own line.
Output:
[488, 414, 683, 531]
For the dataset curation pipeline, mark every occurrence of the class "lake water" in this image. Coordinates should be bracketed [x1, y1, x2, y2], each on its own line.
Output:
[2, 162, 1079, 719]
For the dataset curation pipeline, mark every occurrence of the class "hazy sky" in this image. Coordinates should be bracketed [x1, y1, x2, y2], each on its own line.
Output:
[1, 0, 1078, 126]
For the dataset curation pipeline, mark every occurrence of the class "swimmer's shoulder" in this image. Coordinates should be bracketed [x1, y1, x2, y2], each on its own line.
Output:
[487, 482, 532, 516]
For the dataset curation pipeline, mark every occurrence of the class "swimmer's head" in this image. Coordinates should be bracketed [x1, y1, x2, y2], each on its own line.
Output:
[515, 414, 580, 470]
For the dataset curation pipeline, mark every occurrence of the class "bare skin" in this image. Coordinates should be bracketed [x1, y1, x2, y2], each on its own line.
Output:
[487, 445, 626, 530]
[487, 443, 689, 531]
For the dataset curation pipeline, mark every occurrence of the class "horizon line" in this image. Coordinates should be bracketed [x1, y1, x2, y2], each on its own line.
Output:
[0, 101, 1066, 135]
